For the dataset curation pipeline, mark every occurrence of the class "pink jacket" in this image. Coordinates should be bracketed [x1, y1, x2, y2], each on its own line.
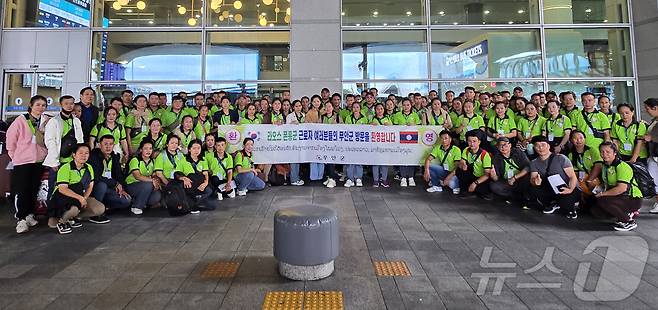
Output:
[6, 114, 47, 166]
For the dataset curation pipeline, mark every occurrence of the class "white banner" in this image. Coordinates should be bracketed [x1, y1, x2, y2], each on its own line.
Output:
[217, 124, 444, 165]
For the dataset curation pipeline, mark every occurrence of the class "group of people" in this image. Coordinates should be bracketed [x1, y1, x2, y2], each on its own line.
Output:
[5, 85, 658, 234]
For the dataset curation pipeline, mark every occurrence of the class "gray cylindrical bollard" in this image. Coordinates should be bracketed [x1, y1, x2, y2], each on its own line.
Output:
[273, 206, 339, 280]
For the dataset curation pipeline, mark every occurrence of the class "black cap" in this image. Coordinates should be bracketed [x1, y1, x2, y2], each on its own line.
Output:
[531, 135, 549, 144]
[496, 137, 510, 144]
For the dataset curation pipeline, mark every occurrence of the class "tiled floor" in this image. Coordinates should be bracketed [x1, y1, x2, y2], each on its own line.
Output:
[1, 183, 658, 309]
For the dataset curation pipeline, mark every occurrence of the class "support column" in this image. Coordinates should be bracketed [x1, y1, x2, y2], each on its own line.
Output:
[289, 0, 342, 98]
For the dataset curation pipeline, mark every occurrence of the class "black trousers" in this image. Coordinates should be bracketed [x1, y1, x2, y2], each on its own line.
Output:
[489, 175, 530, 206]
[456, 166, 490, 196]
[11, 163, 43, 220]
[528, 183, 581, 212]
[591, 195, 642, 222]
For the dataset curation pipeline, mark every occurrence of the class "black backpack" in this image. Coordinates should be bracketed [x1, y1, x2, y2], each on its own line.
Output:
[163, 181, 191, 216]
[629, 162, 657, 199]
[268, 164, 289, 186]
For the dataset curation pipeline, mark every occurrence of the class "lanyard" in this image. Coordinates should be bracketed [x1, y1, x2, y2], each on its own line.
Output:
[431, 111, 442, 125]
[439, 146, 453, 165]
[295, 112, 304, 123]
[402, 112, 413, 123]
[26, 115, 39, 135]
[323, 114, 335, 124]
[495, 116, 507, 132]
[545, 116, 563, 133]
[526, 117, 538, 135]
[503, 157, 520, 171]
[103, 157, 112, 173]
[619, 122, 637, 144]
[351, 114, 364, 124]
[374, 116, 386, 125]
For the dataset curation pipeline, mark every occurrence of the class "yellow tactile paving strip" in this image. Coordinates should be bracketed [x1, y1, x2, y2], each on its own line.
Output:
[200, 261, 241, 279]
[262, 291, 344, 310]
[262, 291, 304, 310]
[373, 261, 411, 276]
[304, 291, 344, 310]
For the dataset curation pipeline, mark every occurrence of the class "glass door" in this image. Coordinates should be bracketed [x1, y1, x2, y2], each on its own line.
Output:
[2, 70, 64, 121]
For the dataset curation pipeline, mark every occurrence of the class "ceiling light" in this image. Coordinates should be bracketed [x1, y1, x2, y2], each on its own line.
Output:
[286, 8, 291, 15]
[603, 19, 608, 22]
[373, 11, 379, 16]
[112, 2, 122, 10]
[439, 11, 445, 15]
[195, 14, 200, 18]
[222, 10, 229, 18]
[355, 23, 360, 26]
[259, 16, 267, 26]
[233, 0, 242, 10]
[188, 17, 197, 26]
[284, 15, 290, 23]
[275, 7, 280, 13]
[136, 1, 146, 10]
[410, 22, 414, 25]
[219, 15, 225, 21]
[484, 10, 490, 15]
[148, 20, 154, 24]
[341, 11, 345, 16]
[517, 9, 524, 14]
[118, 0, 129, 5]
[269, 23, 274, 27]
[235, 13, 243, 22]
[178, 6, 187, 15]
[126, 9, 132, 13]
[383, 23, 387, 26]
[585, 8, 592, 13]
[453, 22, 458, 25]
[508, 21, 514, 24]
[263, 0, 273, 5]
[406, 11, 412, 16]
[261, 12, 267, 16]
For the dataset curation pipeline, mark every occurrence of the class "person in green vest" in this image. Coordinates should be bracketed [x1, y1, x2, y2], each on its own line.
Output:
[477, 92, 495, 124]
[209, 136, 236, 200]
[449, 98, 464, 132]
[369, 103, 392, 188]
[392, 98, 421, 187]
[233, 138, 266, 195]
[98, 97, 127, 126]
[542, 100, 572, 154]
[423, 98, 452, 130]
[516, 102, 546, 158]
[143, 118, 168, 158]
[593, 141, 643, 231]
[572, 92, 611, 148]
[175, 139, 218, 212]
[125, 95, 153, 153]
[566, 130, 603, 201]
[384, 98, 397, 118]
[456, 130, 492, 199]
[560, 91, 584, 129]
[48, 144, 105, 234]
[611, 103, 647, 163]
[599, 95, 619, 126]
[339, 94, 356, 123]
[456, 100, 486, 145]
[154, 135, 185, 187]
[173, 115, 197, 154]
[263, 98, 286, 125]
[343, 102, 369, 187]
[424, 130, 461, 194]
[239, 103, 263, 125]
[194, 104, 214, 138]
[486, 101, 517, 145]
[125, 139, 161, 216]
[89, 107, 129, 159]
[147, 92, 165, 121]
[161, 95, 188, 134]
[512, 97, 527, 124]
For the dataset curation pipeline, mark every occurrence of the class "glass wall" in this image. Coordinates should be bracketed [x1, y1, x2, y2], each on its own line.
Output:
[341, 0, 635, 105]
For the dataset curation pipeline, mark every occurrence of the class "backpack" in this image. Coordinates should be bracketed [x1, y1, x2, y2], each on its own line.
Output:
[162, 181, 191, 216]
[629, 162, 657, 199]
[269, 164, 289, 186]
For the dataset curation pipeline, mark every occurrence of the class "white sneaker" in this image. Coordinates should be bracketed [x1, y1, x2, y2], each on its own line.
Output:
[400, 178, 408, 187]
[16, 220, 29, 234]
[238, 189, 248, 196]
[25, 214, 38, 227]
[291, 180, 305, 186]
[339, 175, 346, 182]
[356, 179, 363, 187]
[326, 178, 336, 188]
[217, 193, 223, 201]
[426, 186, 442, 193]
[131, 208, 143, 215]
[408, 178, 416, 187]
[344, 180, 354, 188]
[452, 188, 461, 195]
[650, 202, 658, 214]
[228, 190, 236, 198]
[323, 179, 330, 186]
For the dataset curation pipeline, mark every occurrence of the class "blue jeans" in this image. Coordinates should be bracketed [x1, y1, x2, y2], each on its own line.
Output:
[126, 181, 161, 210]
[372, 166, 389, 183]
[346, 165, 363, 181]
[310, 163, 324, 181]
[235, 172, 266, 191]
[429, 165, 459, 189]
[92, 182, 131, 209]
[290, 163, 301, 183]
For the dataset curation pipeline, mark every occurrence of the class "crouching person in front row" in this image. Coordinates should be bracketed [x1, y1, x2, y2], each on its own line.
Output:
[174, 139, 218, 212]
[591, 142, 643, 231]
[209, 136, 236, 200]
[489, 137, 530, 208]
[89, 134, 131, 221]
[456, 130, 493, 200]
[125, 139, 162, 215]
[424, 130, 461, 194]
[48, 144, 106, 234]
[234, 138, 266, 196]
[528, 136, 581, 219]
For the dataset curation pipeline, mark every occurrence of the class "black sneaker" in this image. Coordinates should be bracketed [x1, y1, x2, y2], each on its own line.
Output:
[542, 204, 560, 214]
[57, 223, 71, 234]
[68, 218, 82, 228]
[88, 214, 110, 224]
[567, 211, 578, 219]
[614, 220, 638, 231]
